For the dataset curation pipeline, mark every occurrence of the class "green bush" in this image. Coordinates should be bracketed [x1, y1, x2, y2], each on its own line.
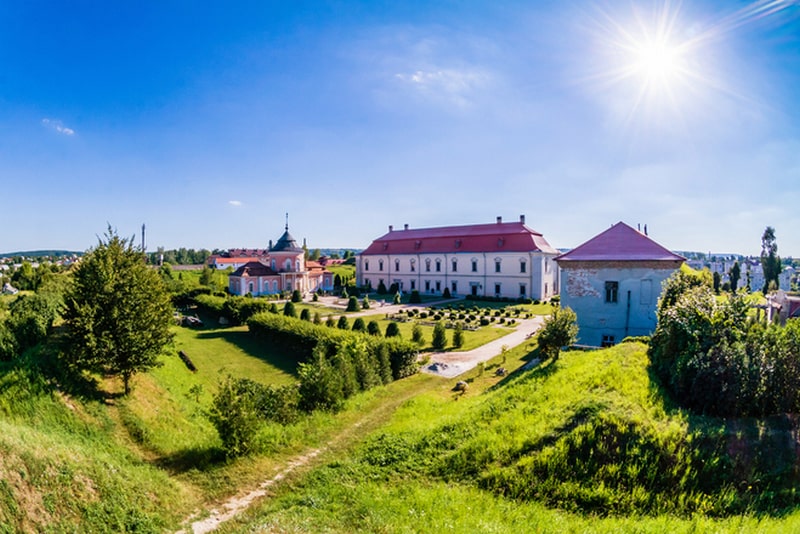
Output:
[346, 296, 359, 312]
[352, 317, 366, 332]
[367, 320, 382, 336]
[385, 322, 401, 338]
[283, 301, 297, 318]
[537, 307, 579, 361]
[291, 289, 302, 303]
[300, 308, 311, 321]
[432, 322, 447, 351]
[409, 290, 421, 304]
[208, 376, 262, 458]
[362, 296, 370, 310]
[411, 324, 424, 346]
[452, 322, 464, 348]
[337, 315, 350, 330]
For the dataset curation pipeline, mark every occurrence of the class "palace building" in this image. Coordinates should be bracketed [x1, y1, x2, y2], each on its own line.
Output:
[356, 216, 559, 301]
[221, 222, 333, 297]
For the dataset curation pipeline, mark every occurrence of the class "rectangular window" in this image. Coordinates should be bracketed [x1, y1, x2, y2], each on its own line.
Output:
[520, 284, 526, 296]
[435, 262, 441, 272]
[435, 281, 441, 292]
[365, 261, 369, 271]
[602, 335, 615, 348]
[472, 260, 478, 272]
[410, 262, 415, 272]
[425, 280, 431, 292]
[605, 281, 619, 303]
[426, 263, 431, 272]
[451, 281, 457, 293]
[520, 261, 526, 273]
[452, 260, 457, 272]
[495, 261, 501, 273]
[410, 280, 416, 290]
[494, 283, 501, 296]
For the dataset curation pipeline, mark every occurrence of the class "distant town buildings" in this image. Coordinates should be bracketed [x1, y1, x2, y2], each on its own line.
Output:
[356, 216, 559, 301]
[555, 222, 685, 347]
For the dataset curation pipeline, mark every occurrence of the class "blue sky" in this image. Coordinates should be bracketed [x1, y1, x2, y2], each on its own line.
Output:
[1, 0, 799, 256]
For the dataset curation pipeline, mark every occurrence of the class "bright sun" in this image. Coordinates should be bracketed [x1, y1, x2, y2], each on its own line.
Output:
[633, 41, 683, 83]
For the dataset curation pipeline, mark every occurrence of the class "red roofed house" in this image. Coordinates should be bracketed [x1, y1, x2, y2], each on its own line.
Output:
[357, 216, 559, 301]
[226, 223, 333, 297]
[555, 222, 685, 347]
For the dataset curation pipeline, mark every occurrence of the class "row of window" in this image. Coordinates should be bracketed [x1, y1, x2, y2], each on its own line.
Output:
[364, 257, 531, 274]
[365, 278, 534, 297]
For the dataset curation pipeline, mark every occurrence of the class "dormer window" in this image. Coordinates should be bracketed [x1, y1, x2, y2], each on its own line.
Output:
[414, 240, 422, 250]
[383, 243, 389, 251]
[379, 259, 384, 271]
[497, 238, 504, 247]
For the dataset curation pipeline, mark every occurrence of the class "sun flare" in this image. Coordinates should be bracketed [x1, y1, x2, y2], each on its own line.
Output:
[633, 41, 683, 83]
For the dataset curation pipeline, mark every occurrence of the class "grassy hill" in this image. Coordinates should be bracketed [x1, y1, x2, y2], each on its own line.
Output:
[217, 342, 800, 533]
[5, 314, 800, 532]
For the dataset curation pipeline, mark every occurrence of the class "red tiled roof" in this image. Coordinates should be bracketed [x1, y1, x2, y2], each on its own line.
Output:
[360, 221, 558, 255]
[230, 261, 278, 277]
[555, 222, 685, 263]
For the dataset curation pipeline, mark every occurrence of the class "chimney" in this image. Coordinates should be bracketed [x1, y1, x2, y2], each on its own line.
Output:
[404, 224, 409, 231]
[389, 225, 394, 232]
[644, 224, 648, 236]
[496, 216, 502, 224]
[519, 215, 525, 224]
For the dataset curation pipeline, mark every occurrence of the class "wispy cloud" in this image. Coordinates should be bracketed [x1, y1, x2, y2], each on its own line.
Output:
[394, 68, 489, 107]
[42, 118, 75, 136]
[228, 200, 243, 207]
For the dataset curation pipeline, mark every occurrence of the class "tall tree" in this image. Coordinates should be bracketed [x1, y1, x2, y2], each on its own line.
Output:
[760, 226, 781, 293]
[729, 261, 741, 292]
[63, 228, 174, 395]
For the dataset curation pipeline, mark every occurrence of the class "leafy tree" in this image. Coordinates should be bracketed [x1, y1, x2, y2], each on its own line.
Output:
[283, 301, 297, 318]
[411, 324, 424, 346]
[385, 322, 401, 338]
[309, 248, 321, 261]
[63, 228, 174, 395]
[537, 307, 578, 362]
[452, 322, 464, 348]
[11, 261, 38, 291]
[346, 296, 359, 312]
[199, 265, 214, 286]
[761, 226, 781, 293]
[291, 289, 302, 303]
[713, 271, 721, 295]
[432, 321, 447, 351]
[729, 261, 741, 292]
[8, 291, 63, 353]
[367, 320, 382, 336]
[337, 315, 350, 330]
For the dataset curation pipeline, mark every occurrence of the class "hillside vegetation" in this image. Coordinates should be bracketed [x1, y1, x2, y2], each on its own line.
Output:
[221, 341, 800, 533]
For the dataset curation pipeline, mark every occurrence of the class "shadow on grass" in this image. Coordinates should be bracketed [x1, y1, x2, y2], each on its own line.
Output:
[155, 445, 227, 474]
[195, 329, 300, 377]
[487, 346, 559, 392]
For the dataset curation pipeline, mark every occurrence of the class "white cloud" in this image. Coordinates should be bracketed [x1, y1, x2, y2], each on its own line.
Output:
[42, 118, 75, 136]
[228, 200, 243, 207]
[394, 68, 489, 107]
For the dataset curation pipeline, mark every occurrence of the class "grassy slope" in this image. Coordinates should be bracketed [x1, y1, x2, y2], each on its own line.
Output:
[218, 342, 800, 533]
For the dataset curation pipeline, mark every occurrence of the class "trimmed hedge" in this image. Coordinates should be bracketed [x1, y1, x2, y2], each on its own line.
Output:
[194, 294, 273, 325]
[248, 312, 419, 380]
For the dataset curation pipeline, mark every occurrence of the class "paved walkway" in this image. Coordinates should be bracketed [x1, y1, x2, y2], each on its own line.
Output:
[421, 316, 546, 378]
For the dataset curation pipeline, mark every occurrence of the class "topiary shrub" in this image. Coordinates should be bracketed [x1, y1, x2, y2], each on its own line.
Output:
[346, 296, 359, 312]
[368, 320, 382, 336]
[337, 315, 350, 330]
[300, 308, 311, 321]
[326, 315, 336, 328]
[377, 280, 388, 295]
[412, 324, 424, 346]
[385, 322, 401, 338]
[393, 291, 402, 305]
[442, 287, 451, 298]
[352, 317, 366, 332]
[291, 289, 302, 303]
[452, 322, 464, 348]
[431, 321, 447, 351]
[283, 301, 297, 318]
[409, 290, 421, 304]
[362, 296, 370, 310]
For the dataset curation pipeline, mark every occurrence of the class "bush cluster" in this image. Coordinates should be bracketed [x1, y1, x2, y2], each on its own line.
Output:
[193, 294, 272, 325]
[650, 269, 800, 417]
[247, 312, 418, 380]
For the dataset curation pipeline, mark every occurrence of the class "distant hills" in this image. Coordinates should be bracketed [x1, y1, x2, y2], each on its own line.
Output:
[0, 250, 82, 258]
